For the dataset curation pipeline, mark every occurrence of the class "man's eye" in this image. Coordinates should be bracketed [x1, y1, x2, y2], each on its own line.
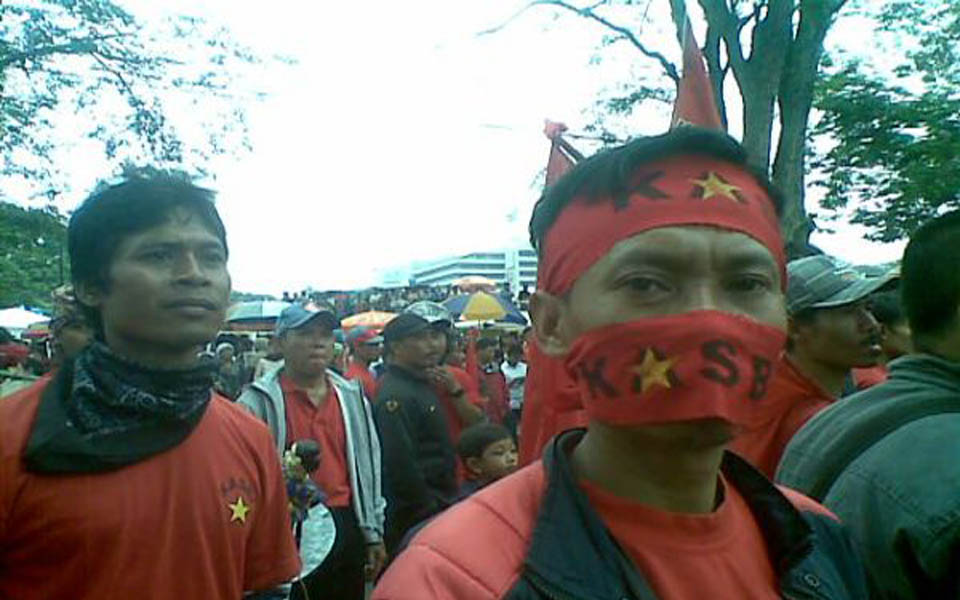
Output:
[200, 251, 226, 265]
[142, 250, 173, 262]
[624, 277, 669, 293]
[728, 276, 771, 293]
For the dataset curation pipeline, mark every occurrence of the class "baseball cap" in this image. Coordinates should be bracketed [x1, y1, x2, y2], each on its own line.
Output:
[347, 326, 383, 349]
[383, 312, 431, 344]
[275, 302, 339, 336]
[787, 255, 897, 315]
[403, 301, 453, 328]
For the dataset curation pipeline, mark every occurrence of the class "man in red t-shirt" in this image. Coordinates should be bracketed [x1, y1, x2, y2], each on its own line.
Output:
[476, 337, 509, 424]
[0, 176, 300, 599]
[238, 304, 387, 600]
[731, 255, 896, 476]
[344, 326, 383, 400]
[374, 128, 867, 598]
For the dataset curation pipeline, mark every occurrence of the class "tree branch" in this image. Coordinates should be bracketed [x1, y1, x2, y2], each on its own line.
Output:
[479, 0, 678, 82]
[0, 34, 131, 70]
[90, 52, 140, 105]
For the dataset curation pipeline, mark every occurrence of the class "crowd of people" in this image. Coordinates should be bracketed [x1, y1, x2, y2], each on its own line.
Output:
[2, 124, 960, 600]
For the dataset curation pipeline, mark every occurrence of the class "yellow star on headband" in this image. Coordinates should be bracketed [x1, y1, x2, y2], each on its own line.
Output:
[692, 171, 742, 202]
[228, 496, 250, 524]
[631, 349, 676, 395]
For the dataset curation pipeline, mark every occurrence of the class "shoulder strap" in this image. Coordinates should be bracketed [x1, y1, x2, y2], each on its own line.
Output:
[806, 396, 960, 501]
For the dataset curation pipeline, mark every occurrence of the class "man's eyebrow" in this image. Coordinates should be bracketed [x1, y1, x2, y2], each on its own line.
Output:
[608, 246, 691, 269]
[718, 249, 779, 272]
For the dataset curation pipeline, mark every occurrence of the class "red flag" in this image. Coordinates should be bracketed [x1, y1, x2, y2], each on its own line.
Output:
[544, 120, 583, 187]
[670, 19, 724, 131]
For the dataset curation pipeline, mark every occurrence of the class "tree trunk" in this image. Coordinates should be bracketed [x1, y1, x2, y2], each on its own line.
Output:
[773, 0, 844, 258]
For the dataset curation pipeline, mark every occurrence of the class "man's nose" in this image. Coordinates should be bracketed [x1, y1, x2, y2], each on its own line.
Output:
[174, 252, 209, 285]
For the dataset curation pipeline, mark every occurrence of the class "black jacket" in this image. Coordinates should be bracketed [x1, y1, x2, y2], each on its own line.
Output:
[507, 431, 870, 600]
[374, 364, 457, 551]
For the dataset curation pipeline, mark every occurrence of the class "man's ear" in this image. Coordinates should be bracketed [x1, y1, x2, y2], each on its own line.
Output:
[529, 291, 571, 357]
[465, 456, 483, 478]
[74, 281, 104, 311]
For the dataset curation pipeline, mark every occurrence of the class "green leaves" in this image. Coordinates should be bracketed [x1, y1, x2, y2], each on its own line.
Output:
[0, 0, 269, 199]
[0, 202, 69, 309]
[812, 0, 960, 242]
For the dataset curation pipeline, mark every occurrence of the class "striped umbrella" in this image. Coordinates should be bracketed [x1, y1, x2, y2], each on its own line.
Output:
[341, 311, 397, 332]
[443, 292, 527, 325]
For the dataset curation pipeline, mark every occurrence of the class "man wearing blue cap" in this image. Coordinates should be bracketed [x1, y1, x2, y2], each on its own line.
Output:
[238, 303, 386, 600]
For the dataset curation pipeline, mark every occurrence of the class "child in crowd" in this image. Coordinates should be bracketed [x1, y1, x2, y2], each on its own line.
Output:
[456, 423, 518, 498]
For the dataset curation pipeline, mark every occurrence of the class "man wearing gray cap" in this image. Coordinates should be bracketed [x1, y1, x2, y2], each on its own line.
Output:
[730, 254, 894, 477]
[238, 303, 386, 600]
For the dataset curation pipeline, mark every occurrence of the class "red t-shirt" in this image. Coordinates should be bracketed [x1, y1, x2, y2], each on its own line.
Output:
[730, 355, 833, 478]
[479, 367, 509, 424]
[0, 381, 300, 600]
[281, 375, 352, 508]
[581, 477, 779, 599]
[852, 366, 888, 390]
[434, 366, 485, 444]
[435, 366, 486, 482]
[345, 360, 378, 400]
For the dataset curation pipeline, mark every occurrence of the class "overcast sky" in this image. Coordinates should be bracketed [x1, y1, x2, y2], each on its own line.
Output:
[19, 0, 907, 294]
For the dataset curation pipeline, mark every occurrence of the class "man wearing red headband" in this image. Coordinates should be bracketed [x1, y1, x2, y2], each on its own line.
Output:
[372, 128, 867, 599]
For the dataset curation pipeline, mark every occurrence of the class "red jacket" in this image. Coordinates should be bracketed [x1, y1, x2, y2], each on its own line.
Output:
[373, 430, 868, 599]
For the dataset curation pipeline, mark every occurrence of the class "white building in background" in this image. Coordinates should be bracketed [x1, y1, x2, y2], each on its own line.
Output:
[394, 247, 538, 293]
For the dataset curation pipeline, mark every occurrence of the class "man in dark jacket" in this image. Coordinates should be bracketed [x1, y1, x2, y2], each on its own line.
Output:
[777, 209, 960, 599]
[374, 312, 460, 552]
[374, 127, 868, 599]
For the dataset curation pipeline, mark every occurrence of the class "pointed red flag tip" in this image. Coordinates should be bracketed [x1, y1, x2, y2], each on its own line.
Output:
[670, 19, 725, 131]
[544, 120, 568, 140]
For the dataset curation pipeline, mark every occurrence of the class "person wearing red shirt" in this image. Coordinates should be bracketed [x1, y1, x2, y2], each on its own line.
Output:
[0, 176, 300, 600]
[344, 326, 383, 400]
[373, 127, 868, 599]
[476, 337, 509, 424]
[731, 255, 896, 476]
[238, 304, 387, 600]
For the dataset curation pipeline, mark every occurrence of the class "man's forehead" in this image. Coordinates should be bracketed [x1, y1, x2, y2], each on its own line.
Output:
[600, 226, 779, 269]
[123, 213, 223, 247]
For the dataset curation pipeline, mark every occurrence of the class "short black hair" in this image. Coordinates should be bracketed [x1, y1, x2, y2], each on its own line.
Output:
[868, 290, 906, 327]
[476, 338, 498, 351]
[528, 127, 784, 253]
[457, 423, 513, 462]
[68, 174, 227, 333]
[902, 210, 960, 342]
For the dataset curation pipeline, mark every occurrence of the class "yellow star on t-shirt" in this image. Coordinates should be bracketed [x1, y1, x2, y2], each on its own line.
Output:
[228, 496, 250, 524]
[631, 349, 676, 395]
[692, 171, 742, 202]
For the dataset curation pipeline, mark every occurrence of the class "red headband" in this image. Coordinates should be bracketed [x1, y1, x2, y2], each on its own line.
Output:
[538, 155, 784, 295]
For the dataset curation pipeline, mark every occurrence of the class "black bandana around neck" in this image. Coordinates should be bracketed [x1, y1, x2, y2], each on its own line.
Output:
[24, 342, 215, 474]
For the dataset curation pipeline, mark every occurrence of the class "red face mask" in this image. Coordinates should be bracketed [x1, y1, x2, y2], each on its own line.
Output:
[563, 311, 786, 427]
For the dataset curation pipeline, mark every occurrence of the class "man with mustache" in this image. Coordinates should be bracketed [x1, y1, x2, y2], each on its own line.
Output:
[0, 176, 300, 599]
[731, 255, 894, 477]
[372, 127, 867, 599]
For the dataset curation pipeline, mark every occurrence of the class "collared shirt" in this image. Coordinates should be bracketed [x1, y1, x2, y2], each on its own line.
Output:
[280, 374, 351, 508]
